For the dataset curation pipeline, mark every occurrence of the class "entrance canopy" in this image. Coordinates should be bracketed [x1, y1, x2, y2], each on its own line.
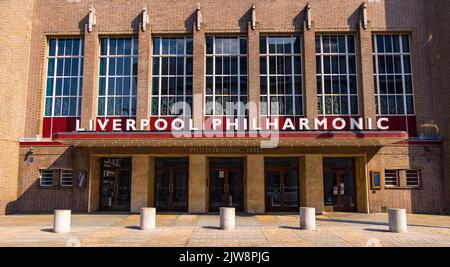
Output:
[52, 131, 409, 147]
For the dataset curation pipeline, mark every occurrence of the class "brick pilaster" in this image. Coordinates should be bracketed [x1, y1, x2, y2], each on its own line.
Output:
[192, 24, 205, 131]
[357, 21, 376, 127]
[80, 25, 99, 130]
[247, 22, 260, 129]
[136, 24, 151, 129]
[303, 21, 318, 125]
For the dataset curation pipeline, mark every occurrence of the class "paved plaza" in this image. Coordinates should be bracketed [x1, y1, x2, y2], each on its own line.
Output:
[0, 212, 449, 247]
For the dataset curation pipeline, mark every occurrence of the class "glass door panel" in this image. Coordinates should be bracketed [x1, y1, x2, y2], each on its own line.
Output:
[116, 170, 131, 211]
[100, 158, 132, 211]
[101, 170, 117, 210]
[209, 158, 244, 212]
[338, 170, 356, 211]
[266, 170, 282, 210]
[283, 169, 299, 208]
[323, 170, 338, 206]
[172, 169, 188, 209]
[210, 170, 225, 210]
[228, 170, 243, 209]
[155, 169, 170, 210]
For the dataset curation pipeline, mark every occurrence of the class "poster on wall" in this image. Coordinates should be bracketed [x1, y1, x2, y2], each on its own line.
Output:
[370, 171, 382, 190]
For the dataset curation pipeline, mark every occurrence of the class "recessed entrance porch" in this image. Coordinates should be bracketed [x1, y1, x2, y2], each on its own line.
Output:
[87, 153, 369, 214]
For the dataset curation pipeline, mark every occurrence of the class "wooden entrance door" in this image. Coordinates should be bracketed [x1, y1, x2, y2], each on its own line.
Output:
[265, 168, 299, 211]
[155, 158, 189, 211]
[323, 168, 357, 212]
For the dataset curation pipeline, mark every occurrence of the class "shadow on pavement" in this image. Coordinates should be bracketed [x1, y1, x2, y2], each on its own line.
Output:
[317, 218, 388, 226]
[318, 218, 450, 229]
[125, 226, 140, 230]
[363, 228, 390, 233]
[202, 226, 221, 230]
[279, 225, 300, 230]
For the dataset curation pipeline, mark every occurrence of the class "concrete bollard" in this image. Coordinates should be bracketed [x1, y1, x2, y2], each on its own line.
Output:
[388, 208, 408, 233]
[220, 207, 235, 230]
[140, 207, 156, 230]
[300, 207, 316, 230]
[53, 210, 71, 233]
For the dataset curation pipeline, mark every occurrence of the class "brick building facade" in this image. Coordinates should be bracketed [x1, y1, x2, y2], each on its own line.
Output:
[0, 0, 448, 215]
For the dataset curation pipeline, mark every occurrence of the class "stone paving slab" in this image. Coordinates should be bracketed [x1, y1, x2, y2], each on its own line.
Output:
[0, 213, 449, 247]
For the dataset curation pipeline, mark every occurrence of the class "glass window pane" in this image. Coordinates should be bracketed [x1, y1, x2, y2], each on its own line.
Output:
[169, 38, 177, 54]
[240, 57, 247, 75]
[54, 97, 62, 116]
[402, 35, 410, 53]
[45, 98, 52, 116]
[206, 37, 213, 54]
[206, 57, 213, 75]
[49, 39, 57, 56]
[177, 38, 185, 55]
[260, 37, 267, 54]
[406, 96, 414, 114]
[46, 78, 54, 96]
[347, 36, 355, 53]
[260, 57, 266, 74]
[47, 58, 55, 76]
[186, 37, 193, 55]
[58, 39, 65, 56]
[240, 37, 247, 54]
[56, 59, 64, 76]
[260, 76, 267, 95]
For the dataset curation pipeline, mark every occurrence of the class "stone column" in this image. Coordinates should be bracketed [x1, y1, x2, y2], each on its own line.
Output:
[188, 155, 207, 213]
[147, 156, 155, 207]
[303, 21, 318, 126]
[136, 23, 152, 129]
[131, 155, 149, 212]
[80, 25, 99, 130]
[355, 156, 369, 213]
[301, 155, 324, 214]
[245, 155, 264, 213]
[88, 157, 101, 212]
[247, 22, 260, 130]
[192, 24, 205, 131]
[358, 21, 377, 127]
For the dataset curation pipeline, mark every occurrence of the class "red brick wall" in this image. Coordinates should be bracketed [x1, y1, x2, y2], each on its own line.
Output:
[1, 0, 447, 214]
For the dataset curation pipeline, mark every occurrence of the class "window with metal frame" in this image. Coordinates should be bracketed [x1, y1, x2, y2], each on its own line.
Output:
[316, 35, 358, 115]
[151, 37, 193, 116]
[98, 37, 138, 116]
[39, 169, 54, 187]
[205, 36, 248, 116]
[406, 169, 421, 187]
[373, 34, 414, 115]
[260, 36, 303, 116]
[45, 38, 84, 117]
[384, 169, 399, 187]
[60, 170, 74, 187]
